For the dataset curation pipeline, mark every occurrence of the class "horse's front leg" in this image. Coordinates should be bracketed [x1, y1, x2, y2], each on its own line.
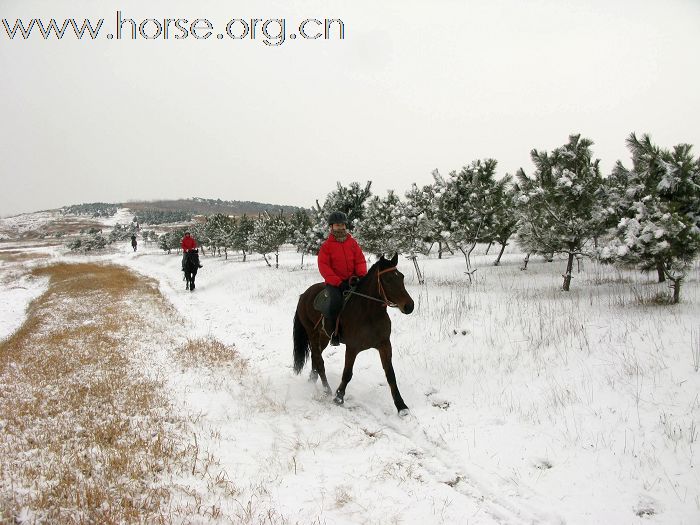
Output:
[378, 340, 409, 415]
[334, 347, 359, 405]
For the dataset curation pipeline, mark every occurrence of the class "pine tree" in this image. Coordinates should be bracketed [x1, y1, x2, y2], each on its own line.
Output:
[288, 209, 314, 267]
[321, 181, 373, 228]
[309, 181, 374, 252]
[439, 159, 501, 279]
[232, 214, 254, 262]
[490, 179, 519, 266]
[355, 190, 403, 258]
[205, 213, 236, 259]
[397, 183, 435, 283]
[426, 169, 453, 259]
[600, 133, 700, 303]
[515, 134, 606, 291]
[249, 212, 290, 268]
[158, 233, 170, 253]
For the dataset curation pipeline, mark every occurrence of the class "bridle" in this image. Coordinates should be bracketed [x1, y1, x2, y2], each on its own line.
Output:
[344, 266, 399, 308]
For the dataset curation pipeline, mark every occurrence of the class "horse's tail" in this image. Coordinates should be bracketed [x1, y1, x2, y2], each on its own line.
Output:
[293, 310, 309, 374]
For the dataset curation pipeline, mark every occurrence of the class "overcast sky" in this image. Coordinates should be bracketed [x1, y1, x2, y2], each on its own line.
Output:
[2, 0, 699, 217]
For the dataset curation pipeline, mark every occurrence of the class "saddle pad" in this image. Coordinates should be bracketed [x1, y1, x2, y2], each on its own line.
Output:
[313, 288, 332, 316]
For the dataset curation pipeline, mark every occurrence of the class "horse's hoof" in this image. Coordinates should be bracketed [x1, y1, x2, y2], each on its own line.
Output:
[333, 396, 344, 405]
[398, 408, 410, 417]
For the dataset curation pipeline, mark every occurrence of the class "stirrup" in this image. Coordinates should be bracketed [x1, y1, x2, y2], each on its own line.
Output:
[322, 319, 336, 341]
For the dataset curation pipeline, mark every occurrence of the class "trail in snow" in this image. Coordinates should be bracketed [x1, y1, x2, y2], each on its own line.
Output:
[115, 245, 566, 524]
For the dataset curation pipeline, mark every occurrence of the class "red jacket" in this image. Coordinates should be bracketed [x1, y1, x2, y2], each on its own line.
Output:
[318, 233, 367, 287]
[181, 235, 198, 251]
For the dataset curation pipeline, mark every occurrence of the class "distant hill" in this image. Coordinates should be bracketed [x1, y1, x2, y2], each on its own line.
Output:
[123, 197, 305, 217]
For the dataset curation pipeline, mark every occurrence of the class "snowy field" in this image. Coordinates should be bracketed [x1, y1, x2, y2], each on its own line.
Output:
[1, 211, 699, 524]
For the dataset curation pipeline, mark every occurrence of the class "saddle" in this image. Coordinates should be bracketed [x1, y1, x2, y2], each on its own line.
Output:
[313, 289, 341, 341]
[313, 287, 333, 317]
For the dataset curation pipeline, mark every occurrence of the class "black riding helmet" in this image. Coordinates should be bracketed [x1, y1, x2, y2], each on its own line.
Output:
[327, 211, 348, 226]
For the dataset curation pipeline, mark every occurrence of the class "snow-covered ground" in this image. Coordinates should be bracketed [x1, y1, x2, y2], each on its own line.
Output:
[1, 210, 699, 524]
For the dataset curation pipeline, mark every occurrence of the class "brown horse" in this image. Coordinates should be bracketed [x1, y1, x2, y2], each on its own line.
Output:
[293, 254, 415, 415]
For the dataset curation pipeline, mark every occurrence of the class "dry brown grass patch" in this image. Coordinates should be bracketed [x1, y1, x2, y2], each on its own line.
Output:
[0, 262, 189, 524]
[175, 337, 248, 372]
[0, 250, 50, 263]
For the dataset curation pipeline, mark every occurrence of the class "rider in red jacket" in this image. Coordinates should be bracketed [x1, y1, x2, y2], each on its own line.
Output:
[181, 232, 203, 270]
[181, 232, 197, 252]
[318, 211, 367, 345]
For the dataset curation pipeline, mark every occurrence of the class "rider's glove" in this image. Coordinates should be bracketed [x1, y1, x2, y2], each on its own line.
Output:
[349, 276, 360, 287]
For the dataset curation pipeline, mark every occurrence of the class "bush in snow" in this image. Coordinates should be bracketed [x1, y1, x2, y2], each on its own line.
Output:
[67, 233, 107, 252]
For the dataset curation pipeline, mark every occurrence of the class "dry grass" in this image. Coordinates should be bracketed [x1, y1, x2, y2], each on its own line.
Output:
[0, 263, 188, 524]
[0, 250, 50, 263]
[175, 337, 247, 372]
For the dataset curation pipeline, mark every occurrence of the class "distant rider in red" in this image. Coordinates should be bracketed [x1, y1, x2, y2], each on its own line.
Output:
[317, 211, 367, 345]
[181, 231, 202, 270]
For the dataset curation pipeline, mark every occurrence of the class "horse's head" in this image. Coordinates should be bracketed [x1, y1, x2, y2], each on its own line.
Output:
[372, 253, 414, 314]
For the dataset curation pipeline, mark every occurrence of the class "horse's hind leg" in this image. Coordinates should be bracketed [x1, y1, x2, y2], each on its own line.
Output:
[309, 338, 331, 395]
[377, 340, 409, 415]
[308, 369, 318, 383]
[333, 347, 359, 405]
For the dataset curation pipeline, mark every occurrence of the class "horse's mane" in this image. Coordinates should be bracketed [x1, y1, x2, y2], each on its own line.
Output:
[358, 256, 395, 286]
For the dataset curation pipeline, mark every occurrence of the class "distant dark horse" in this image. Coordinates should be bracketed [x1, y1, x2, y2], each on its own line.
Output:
[293, 254, 415, 415]
[183, 249, 199, 291]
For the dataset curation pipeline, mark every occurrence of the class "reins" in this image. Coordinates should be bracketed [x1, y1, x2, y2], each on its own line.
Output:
[344, 266, 399, 308]
[313, 265, 400, 330]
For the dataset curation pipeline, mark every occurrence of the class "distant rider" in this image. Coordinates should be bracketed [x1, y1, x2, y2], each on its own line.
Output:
[181, 231, 203, 270]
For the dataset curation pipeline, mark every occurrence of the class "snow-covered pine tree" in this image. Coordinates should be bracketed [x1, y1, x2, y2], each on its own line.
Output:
[288, 209, 314, 268]
[107, 222, 138, 244]
[310, 181, 374, 252]
[490, 177, 519, 266]
[158, 230, 182, 254]
[600, 133, 700, 303]
[205, 213, 236, 259]
[355, 190, 403, 259]
[426, 169, 452, 259]
[158, 233, 170, 253]
[322, 181, 373, 228]
[249, 211, 290, 268]
[515, 134, 606, 291]
[397, 183, 435, 283]
[232, 214, 254, 261]
[439, 159, 500, 279]
[140, 230, 151, 245]
[189, 223, 207, 256]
